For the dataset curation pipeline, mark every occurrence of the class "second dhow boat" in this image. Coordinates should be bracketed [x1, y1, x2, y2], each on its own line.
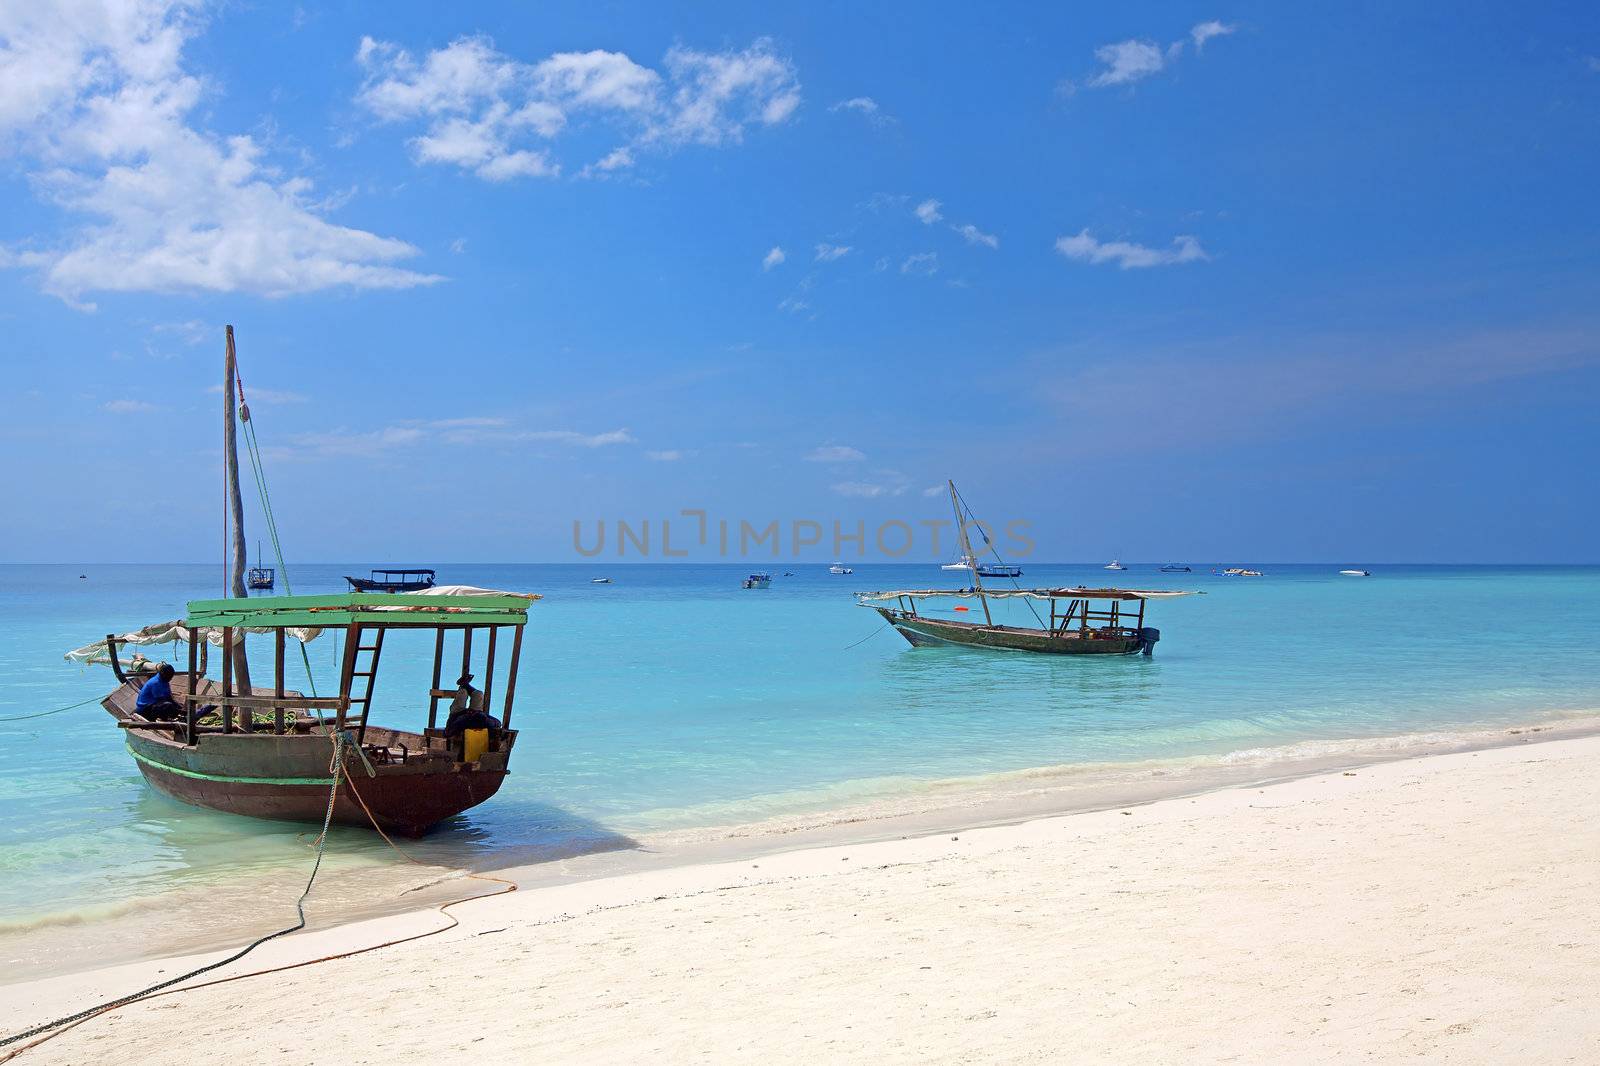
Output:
[859, 481, 1197, 655]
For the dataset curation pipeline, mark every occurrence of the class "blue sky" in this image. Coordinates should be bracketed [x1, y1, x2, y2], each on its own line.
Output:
[1, 1, 1597, 563]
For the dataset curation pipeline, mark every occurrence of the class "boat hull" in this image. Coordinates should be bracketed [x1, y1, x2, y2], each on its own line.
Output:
[345, 576, 435, 593]
[876, 609, 1155, 655]
[113, 691, 512, 837]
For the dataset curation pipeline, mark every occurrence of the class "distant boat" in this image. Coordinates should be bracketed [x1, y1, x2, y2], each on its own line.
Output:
[78, 574, 87, 580]
[1104, 560, 1126, 571]
[345, 568, 436, 593]
[247, 540, 275, 590]
[1339, 569, 1370, 577]
[975, 563, 1022, 578]
[1159, 564, 1191, 573]
[783, 572, 794, 577]
[941, 556, 974, 571]
[591, 577, 613, 584]
[1219, 567, 1263, 577]
[829, 563, 854, 575]
[742, 573, 772, 589]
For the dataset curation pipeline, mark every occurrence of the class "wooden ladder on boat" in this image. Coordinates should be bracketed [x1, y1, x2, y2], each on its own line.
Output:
[341, 628, 386, 741]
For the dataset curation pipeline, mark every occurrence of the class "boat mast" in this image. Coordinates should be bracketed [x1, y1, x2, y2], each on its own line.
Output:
[948, 479, 992, 625]
[224, 325, 252, 692]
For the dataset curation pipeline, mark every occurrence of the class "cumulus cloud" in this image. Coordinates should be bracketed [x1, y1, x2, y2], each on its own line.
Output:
[762, 246, 786, 270]
[1054, 230, 1208, 269]
[814, 243, 851, 261]
[953, 223, 999, 249]
[914, 198, 943, 225]
[0, 1, 439, 304]
[1087, 39, 1172, 87]
[1081, 20, 1236, 90]
[1191, 21, 1236, 50]
[900, 251, 938, 276]
[805, 444, 865, 462]
[830, 96, 893, 126]
[356, 34, 800, 180]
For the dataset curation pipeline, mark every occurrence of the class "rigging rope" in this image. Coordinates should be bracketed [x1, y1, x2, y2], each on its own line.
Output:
[233, 365, 318, 699]
[0, 695, 103, 724]
[950, 484, 1045, 627]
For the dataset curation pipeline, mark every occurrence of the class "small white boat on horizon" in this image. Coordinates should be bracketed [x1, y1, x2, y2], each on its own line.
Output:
[591, 577, 613, 584]
[1339, 569, 1371, 577]
[1104, 560, 1126, 571]
[940, 555, 975, 571]
[829, 562, 854, 575]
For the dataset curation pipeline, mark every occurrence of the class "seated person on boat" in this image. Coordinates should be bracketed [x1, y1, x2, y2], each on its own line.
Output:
[444, 672, 501, 737]
[135, 664, 182, 721]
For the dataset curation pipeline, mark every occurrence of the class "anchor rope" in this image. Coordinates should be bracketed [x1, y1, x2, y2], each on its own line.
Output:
[0, 733, 351, 1056]
[0, 736, 518, 1062]
[0, 695, 104, 724]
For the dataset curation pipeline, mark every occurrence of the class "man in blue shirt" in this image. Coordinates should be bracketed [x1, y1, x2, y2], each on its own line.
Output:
[136, 664, 182, 721]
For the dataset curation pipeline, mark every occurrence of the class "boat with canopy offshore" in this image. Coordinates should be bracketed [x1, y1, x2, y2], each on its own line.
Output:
[857, 480, 1197, 655]
[64, 325, 541, 836]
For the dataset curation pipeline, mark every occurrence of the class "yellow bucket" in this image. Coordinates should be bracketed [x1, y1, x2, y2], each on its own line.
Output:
[462, 728, 490, 764]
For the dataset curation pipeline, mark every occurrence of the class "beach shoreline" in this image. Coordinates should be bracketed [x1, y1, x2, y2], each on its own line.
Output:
[6, 728, 1597, 1062]
[5, 708, 1599, 986]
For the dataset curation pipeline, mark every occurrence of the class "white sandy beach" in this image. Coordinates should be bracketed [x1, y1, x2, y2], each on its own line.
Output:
[5, 732, 1598, 1065]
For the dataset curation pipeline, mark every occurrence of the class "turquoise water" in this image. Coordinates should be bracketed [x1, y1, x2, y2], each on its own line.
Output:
[3, 562, 1599, 931]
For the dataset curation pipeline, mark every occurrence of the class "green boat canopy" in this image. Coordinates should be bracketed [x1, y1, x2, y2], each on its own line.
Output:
[185, 588, 539, 630]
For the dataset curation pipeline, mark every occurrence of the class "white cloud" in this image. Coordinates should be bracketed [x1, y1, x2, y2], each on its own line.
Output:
[900, 251, 939, 276]
[1054, 230, 1208, 269]
[205, 383, 308, 405]
[1087, 39, 1169, 87]
[0, 2, 440, 303]
[777, 295, 811, 314]
[814, 243, 851, 261]
[102, 398, 157, 413]
[921, 485, 945, 497]
[805, 444, 865, 462]
[953, 223, 999, 249]
[645, 449, 683, 461]
[832, 480, 904, 499]
[762, 246, 786, 270]
[521, 428, 635, 447]
[914, 198, 943, 225]
[289, 419, 633, 458]
[450, 237, 467, 253]
[830, 96, 893, 126]
[357, 35, 800, 181]
[1191, 21, 1236, 51]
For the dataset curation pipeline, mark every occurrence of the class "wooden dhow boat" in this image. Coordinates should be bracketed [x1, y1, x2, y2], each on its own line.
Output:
[71, 590, 537, 835]
[857, 480, 1197, 655]
[858, 585, 1193, 655]
[66, 325, 539, 836]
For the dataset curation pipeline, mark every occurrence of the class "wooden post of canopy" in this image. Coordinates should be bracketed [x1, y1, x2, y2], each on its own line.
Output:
[221, 626, 234, 733]
[501, 625, 523, 729]
[427, 626, 445, 732]
[273, 628, 286, 735]
[336, 622, 359, 734]
[187, 634, 199, 745]
[483, 626, 498, 711]
[460, 626, 474, 684]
